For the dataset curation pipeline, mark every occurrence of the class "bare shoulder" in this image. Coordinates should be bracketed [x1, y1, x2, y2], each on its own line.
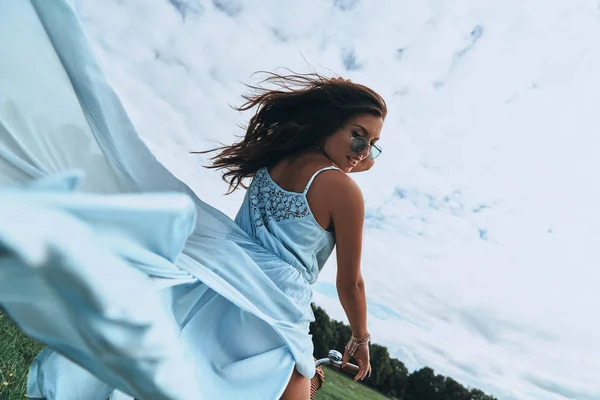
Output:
[318, 169, 361, 196]
[307, 169, 364, 215]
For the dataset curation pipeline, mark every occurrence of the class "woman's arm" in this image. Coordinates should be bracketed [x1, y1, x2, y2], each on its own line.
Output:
[330, 177, 367, 336]
[327, 175, 371, 380]
[310, 170, 371, 380]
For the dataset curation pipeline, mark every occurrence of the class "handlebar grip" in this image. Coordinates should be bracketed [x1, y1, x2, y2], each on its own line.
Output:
[340, 362, 360, 375]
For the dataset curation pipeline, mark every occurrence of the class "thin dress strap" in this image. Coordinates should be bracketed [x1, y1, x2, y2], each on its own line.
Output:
[303, 166, 338, 195]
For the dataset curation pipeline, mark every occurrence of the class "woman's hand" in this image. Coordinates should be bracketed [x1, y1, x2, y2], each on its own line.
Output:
[342, 341, 371, 382]
[349, 157, 374, 173]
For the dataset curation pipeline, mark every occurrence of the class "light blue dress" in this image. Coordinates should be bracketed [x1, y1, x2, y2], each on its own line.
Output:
[0, 1, 340, 399]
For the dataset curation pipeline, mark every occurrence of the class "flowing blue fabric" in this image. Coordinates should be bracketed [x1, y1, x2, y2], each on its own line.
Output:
[0, 1, 338, 399]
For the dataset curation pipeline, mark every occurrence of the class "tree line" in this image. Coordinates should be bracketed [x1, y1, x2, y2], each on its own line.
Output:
[310, 304, 498, 400]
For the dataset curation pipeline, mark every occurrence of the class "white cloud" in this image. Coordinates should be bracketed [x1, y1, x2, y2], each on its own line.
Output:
[75, 0, 600, 398]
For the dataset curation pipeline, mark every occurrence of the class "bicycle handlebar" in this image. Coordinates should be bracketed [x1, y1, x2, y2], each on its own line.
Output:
[315, 350, 360, 375]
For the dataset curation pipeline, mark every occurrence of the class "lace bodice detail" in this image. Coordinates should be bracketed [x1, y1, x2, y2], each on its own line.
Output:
[249, 168, 311, 228]
[234, 166, 338, 284]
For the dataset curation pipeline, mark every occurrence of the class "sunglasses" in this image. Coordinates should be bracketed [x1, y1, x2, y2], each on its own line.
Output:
[341, 126, 382, 160]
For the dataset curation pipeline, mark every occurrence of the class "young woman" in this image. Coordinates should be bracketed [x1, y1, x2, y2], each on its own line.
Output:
[0, 1, 386, 399]
[204, 74, 386, 398]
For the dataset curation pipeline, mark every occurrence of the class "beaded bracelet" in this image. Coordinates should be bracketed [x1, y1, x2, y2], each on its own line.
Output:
[345, 333, 371, 356]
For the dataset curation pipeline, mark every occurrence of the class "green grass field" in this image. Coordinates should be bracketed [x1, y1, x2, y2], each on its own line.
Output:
[0, 313, 44, 400]
[316, 366, 390, 400]
[0, 312, 388, 400]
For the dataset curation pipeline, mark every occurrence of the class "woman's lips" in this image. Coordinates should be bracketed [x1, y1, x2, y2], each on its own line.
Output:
[347, 156, 359, 167]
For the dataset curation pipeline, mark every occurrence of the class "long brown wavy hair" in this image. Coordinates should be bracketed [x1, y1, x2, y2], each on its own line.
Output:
[195, 71, 387, 193]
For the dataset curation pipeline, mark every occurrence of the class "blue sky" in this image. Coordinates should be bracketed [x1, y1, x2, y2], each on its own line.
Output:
[74, 0, 600, 398]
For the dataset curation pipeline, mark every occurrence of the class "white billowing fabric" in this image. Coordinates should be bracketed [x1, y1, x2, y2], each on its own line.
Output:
[0, 1, 337, 399]
[0, 182, 201, 400]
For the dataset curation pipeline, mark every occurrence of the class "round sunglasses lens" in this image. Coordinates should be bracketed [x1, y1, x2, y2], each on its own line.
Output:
[350, 137, 368, 154]
[369, 146, 381, 159]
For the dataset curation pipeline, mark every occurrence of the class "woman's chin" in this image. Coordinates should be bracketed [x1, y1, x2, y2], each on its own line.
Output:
[328, 157, 354, 173]
[334, 160, 352, 172]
